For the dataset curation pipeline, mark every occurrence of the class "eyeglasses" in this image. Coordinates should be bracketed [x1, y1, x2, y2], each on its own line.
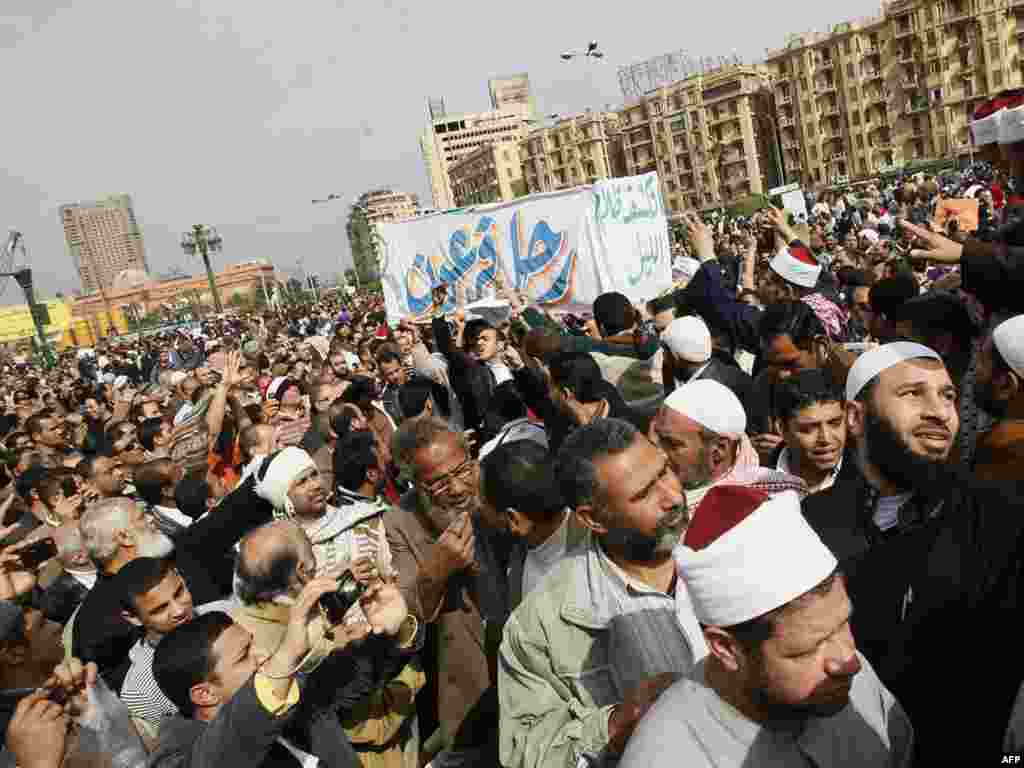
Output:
[421, 457, 476, 497]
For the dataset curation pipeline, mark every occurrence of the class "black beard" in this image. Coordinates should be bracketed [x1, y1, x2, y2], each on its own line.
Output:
[864, 405, 952, 494]
[601, 503, 687, 563]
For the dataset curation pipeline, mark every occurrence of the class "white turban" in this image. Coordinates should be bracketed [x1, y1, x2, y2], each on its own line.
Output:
[993, 315, 1024, 379]
[845, 342, 942, 401]
[675, 487, 837, 626]
[769, 245, 821, 289]
[663, 379, 746, 439]
[661, 316, 712, 364]
[254, 446, 317, 519]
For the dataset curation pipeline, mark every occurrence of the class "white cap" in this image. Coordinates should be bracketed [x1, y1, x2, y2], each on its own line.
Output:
[845, 342, 942, 401]
[993, 315, 1024, 379]
[769, 245, 822, 289]
[674, 257, 702, 281]
[676, 488, 838, 626]
[663, 379, 746, 439]
[113, 375, 129, 390]
[169, 371, 188, 387]
[661, 316, 712, 364]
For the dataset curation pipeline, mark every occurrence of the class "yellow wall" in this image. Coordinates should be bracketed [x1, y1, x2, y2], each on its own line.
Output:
[0, 299, 73, 344]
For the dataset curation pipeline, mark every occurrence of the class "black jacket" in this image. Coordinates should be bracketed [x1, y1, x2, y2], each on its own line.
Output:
[149, 676, 358, 768]
[512, 367, 646, 456]
[666, 354, 753, 408]
[803, 464, 1024, 764]
[73, 474, 274, 690]
[432, 317, 494, 431]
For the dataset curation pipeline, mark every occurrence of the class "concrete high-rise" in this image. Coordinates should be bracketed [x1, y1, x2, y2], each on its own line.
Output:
[59, 194, 149, 295]
[420, 104, 531, 210]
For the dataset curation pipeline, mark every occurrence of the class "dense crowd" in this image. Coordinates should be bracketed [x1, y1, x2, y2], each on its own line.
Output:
[2, 104, 1024, 768]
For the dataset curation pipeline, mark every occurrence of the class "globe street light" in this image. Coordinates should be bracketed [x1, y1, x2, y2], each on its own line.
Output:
[180, 224, 224, 314]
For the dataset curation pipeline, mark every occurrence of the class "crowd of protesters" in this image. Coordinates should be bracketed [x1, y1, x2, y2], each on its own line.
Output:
[1, 97, 1024, 768]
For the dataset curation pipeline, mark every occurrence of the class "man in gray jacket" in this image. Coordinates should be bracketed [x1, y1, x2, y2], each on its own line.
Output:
[498, 418, 707, 768]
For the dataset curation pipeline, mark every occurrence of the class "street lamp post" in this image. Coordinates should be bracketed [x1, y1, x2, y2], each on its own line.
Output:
[180, 225, 224, 314]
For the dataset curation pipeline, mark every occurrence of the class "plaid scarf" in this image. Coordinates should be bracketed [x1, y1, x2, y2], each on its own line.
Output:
[801, 292, 849, 342]
[685, 435, 809, 514]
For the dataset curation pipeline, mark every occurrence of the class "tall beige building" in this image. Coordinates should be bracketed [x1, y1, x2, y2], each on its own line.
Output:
[449, 142, 527, 206]
[360, 189, 420, 225]
[489, 73, 537, 119]
[420, 104, 531, 210]
[59, 194, 149, 295]
[519, 111, 622, 194]
[766, 0, 1022, 186]
[613, 65, 778, 215]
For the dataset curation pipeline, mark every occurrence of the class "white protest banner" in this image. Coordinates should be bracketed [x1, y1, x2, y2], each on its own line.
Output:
[375, 172, 671, 320]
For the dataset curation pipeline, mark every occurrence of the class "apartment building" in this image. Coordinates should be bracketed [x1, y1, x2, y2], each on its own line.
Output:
[612, 65, 778, 214]
[360, 189, 420, 225]
[420, 105, 531, 210]
[519, 111, 621, 194]
[59, 194, 149, 295]
[449, 142, 527, 207]
[767, 0, 1022, 186]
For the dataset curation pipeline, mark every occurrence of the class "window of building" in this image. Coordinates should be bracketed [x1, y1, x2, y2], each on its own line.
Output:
[810, 145, 818, 160]
[988, 14, 997, 31]
[856, 135, 865, 147]
[852, 110, 861, 125]
[843, 39, 851, 55]
[994, 69, 1004, 87]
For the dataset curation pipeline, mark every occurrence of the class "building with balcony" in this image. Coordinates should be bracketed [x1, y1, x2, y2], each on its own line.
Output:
[420, 101, 531, 210]
[611, 64, 777, 214]
[519, 111, 621, 194]
[449, 142, 527, 206]
[361, 189, 420, 225]
[767, 0, 1023, 185]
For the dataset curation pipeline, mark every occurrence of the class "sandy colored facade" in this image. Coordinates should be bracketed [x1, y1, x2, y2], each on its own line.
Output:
[59, 194, 149, 294]
[362, 189, 420, 225]
[72, 260, 277, 331]
[420, 105, 531, 210]
[611, 66, 778, 214]
[449, 142, 527, 206]
[766, 0, 1024, 185]
[519, 111, 621, 195]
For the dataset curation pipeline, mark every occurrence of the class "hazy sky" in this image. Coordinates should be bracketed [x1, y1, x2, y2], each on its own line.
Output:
[0, 0, 878, 304]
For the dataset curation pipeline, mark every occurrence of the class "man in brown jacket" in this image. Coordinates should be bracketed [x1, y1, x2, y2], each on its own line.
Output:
[386, 417, 502, 766]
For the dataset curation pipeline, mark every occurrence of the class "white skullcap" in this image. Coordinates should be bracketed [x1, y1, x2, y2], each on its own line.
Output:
[663, 379, 746, 439]
[845, 342, 942, 401]
[169, 371, 188, 387]
[675, 488, 838, 626]
[254, 446, 317, 518]
[113, 375, 129, 390]
[993, 315, 1024, 379]
[661, 316, 712, 364]
[674, 257, 702, 281]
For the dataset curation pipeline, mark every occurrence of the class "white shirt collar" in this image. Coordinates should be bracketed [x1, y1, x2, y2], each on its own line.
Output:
[776, 447, 842, 494]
